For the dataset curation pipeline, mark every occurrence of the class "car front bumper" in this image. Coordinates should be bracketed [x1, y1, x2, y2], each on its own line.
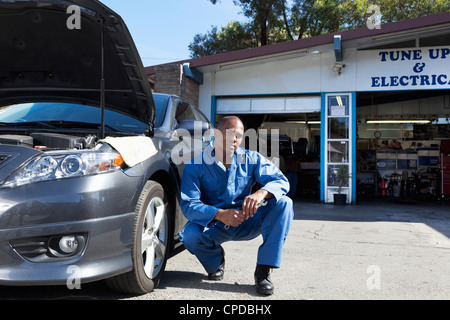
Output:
[0, 171, 141, 286]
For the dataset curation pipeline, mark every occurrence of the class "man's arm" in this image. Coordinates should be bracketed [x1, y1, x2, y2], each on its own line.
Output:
[180, 163, 220, 228]
[241, 152, 289, 217]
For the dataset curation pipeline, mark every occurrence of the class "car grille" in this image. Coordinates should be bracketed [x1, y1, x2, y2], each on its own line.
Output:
[10, 237, 49, 262]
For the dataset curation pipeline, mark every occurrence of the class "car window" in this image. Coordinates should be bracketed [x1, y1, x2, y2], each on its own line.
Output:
[152, 94, 170, 128]
[192, 106, 210, 124]
[0, 103, 150, 133]
[175, 101, 194, 123]
[175, 101, 209, 124]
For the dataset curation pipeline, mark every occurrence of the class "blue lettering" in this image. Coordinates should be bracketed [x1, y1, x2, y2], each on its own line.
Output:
[429, 49, 439, 59]
[412, 50, 422, 60]
[390, 76, 399, 86]
[441, 48, 450, 59]
[438, 74, 447, 85]
[400, 76, 409, 86]
[371, 77, 380, 87]
[371, 74, 450, 87]
[389, 51, 399, 61]
[428, 48, 450, 59]
[379, 52, 388, 61]
[379, 50, 422, 62]
[401, 50, 411, 60]
[410, 75, 419, 86]
[420, 75, 430, 86]
[431, 75, 437, 85]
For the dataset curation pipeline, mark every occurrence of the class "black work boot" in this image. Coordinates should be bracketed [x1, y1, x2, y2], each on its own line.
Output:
[208, 246, 225, 280]
[254, 265, 274, 295]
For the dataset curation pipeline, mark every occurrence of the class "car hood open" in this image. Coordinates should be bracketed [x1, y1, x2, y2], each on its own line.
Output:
[0, 0, 155, 126]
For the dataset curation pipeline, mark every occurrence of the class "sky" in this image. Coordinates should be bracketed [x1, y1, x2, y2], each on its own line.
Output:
[101, 0, 246, 67]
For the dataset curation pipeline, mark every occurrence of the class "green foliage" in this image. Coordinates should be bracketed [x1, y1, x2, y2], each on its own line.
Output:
[190, 0, 450, 58]
[189, 22, 258, 58]
[332, 164, 350, 194]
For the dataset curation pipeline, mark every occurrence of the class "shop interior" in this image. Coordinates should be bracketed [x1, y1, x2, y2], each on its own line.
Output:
[217, 89, 450, 203]
[356, 90, 450, 203]
[216, 112, 322, 200]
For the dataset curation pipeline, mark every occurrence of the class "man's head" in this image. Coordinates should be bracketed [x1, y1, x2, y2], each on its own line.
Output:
[214, 116, 245, 162]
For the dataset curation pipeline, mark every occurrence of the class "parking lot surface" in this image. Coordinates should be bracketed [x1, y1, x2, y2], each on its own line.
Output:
[1, 199, 449, 300]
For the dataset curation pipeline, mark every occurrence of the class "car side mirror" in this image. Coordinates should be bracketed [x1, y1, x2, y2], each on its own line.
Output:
[171, 120, 212, 141]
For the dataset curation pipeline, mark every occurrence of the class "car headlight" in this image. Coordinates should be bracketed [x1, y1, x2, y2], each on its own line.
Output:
[1, 150, 124, 188]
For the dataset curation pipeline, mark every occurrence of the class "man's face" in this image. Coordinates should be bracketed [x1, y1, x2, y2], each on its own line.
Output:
[214, 119, 244, 160]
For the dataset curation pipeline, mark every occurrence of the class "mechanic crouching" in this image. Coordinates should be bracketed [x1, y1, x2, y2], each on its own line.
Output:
[179, 116, 293, 296]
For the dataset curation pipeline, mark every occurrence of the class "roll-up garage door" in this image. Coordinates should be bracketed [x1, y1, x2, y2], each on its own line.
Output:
[216, 96, 321, 114]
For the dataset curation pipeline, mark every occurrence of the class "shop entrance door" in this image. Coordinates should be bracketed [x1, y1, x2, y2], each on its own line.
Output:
[323, 93, 353, 204]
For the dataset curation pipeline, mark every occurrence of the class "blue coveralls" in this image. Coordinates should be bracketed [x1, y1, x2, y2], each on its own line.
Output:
[179, 144, 294, 274]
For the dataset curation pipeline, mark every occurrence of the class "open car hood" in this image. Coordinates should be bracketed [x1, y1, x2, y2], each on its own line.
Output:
[0, 0, 155, 126]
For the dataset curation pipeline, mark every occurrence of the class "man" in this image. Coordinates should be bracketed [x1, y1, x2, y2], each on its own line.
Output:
[179, 116, 293, 295]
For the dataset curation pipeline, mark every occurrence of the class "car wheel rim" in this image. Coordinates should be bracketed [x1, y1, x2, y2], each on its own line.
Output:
[141, 196, 168, 279]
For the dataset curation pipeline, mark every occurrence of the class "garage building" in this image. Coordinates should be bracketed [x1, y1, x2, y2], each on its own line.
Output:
[146, 12, 450, 204]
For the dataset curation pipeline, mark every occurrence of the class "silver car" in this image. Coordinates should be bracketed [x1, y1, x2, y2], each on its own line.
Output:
[0, 0, 211, 294]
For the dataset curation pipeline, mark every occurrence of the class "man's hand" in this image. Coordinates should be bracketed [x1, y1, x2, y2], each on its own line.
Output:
[242, 189, 272, 218]
[214, 209, 246, 227]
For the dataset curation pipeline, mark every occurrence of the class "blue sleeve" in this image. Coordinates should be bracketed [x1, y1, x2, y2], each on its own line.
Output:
[180, 163, 219, 228]
[253, 152, 290, 201]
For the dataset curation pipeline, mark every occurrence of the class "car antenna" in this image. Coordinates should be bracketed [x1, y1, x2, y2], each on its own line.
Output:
[100, 17, 106, 140]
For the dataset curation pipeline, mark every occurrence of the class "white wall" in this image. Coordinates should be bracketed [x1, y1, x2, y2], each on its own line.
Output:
[197, 46, 358, 117]
[196, 45, 450, 119]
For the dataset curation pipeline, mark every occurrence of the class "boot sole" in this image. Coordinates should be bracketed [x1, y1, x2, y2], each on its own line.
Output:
[256, 286, 274, 295]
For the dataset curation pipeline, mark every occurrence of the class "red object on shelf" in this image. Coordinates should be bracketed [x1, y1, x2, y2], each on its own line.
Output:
[380, 178, 387, 196]
[441, 140, 450, 154]
[443, 154, 450, 195]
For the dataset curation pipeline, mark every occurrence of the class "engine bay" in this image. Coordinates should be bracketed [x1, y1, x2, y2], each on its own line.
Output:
[0, 133, 99, 151]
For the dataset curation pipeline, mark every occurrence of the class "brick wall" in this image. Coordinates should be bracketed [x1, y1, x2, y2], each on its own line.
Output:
[153, 64, 199, 106]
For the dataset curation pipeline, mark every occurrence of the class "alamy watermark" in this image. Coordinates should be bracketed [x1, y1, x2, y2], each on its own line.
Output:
[66, 5, 81, 30]
[66, 265, 82, 290]
[366, 265, 381, 290]
[169, 124, 282, 166]
[367, 4, 382, 30]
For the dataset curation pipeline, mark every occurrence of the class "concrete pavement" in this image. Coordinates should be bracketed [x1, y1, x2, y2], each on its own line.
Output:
[1, 199, 449, 300]
[144, 199, 450, 300]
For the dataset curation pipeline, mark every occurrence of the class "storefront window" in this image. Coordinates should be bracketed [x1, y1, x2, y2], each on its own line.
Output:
[328, 95, 349, 116]
[327, 164, 350, 187]
[328, 141, 349, 163]
[328, 117, 349, 139]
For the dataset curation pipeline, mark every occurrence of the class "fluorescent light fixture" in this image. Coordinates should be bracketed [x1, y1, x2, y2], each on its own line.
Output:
[286, 121, 321, 124]
[366, 119, 430, 124]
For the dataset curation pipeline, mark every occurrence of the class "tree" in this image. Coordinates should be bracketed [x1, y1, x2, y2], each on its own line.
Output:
[375, 0, 450, 23]
[189, 22, 258, 58]
[190, 0, 450, 58]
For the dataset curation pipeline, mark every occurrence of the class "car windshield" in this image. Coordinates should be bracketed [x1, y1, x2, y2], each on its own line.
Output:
[0, 95, 170, 133]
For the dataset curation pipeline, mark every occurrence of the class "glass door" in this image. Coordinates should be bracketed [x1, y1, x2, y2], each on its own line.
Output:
[324, 93, 353, 203]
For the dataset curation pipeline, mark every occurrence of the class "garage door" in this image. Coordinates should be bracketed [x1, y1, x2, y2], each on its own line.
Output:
[216, 96, 321, 114]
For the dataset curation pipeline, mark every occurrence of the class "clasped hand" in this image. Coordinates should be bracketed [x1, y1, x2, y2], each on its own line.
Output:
[214, 190, 269, 227]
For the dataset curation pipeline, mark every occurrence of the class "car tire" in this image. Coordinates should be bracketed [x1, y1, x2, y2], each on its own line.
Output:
[106, 180, 171, 294]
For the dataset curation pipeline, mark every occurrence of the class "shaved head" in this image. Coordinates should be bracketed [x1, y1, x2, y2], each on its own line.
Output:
[217, 116, 244, 131]
[214, 116, 245, 166]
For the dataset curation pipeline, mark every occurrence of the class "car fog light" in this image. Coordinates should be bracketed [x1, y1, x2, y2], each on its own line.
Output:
[59, 236, 79, 254]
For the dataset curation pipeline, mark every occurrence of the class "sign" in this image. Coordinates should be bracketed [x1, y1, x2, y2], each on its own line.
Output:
[331, 105, 346, 116]
[356, 46, 450, 91]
